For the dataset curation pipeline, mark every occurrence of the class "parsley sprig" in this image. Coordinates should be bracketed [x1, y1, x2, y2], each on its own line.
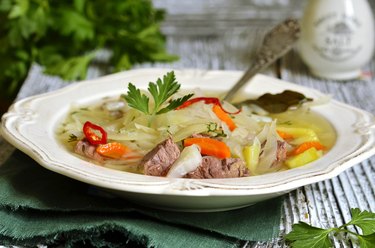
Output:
[123, 71, 193, 115]
[285, 208, 375, 247]
[0, 0, 177, 105]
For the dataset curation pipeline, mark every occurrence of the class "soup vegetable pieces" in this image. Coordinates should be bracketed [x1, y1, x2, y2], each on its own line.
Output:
[83, 121, 107, 145]
[58, 71, 335, 178]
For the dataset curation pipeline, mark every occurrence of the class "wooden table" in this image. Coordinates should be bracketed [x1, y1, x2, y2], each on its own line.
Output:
[1, 1, 375, 247]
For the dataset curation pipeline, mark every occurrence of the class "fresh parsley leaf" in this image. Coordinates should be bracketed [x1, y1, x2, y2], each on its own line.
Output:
[123, 83, 150, 114]
[8, 0, 29, 19]
[1, 0, 177, 113]
[285, 222, 334, 248]
[123, 71, 193, 115]
[157, 93, 194, 114]
[55, 8, 94, 41]
[357, 233, 375, 248]
[43, 51, 97, 81]
[148, 71, 179, 112]
[285, 208, 375, 248]
[346, 208, 375, 235]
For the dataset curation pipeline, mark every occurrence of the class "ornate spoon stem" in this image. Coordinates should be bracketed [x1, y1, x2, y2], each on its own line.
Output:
[222, 18, 301, 102]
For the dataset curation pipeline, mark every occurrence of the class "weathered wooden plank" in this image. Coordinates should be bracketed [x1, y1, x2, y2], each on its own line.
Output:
[359, 159, 375, 212]
[153, 0, 305, 36]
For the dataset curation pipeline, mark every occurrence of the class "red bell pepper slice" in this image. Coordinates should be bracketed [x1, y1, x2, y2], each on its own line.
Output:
[83, 121, 107, 145]
[175, 97, 241, 114]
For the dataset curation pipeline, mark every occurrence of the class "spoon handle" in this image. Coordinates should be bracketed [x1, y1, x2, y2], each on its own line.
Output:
[222, 18, 300, 102]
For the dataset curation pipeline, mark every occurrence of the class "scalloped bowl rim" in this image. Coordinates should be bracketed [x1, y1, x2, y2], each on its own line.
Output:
[2, 68, 375, 209]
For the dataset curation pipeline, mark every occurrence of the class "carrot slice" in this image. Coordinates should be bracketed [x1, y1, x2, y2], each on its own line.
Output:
[290, 141, 325, 156]
[96, 142, 131, 159]
[212, 104, 236, 131]
[183, 137, 231, 159]
[277, 130, 294, 140]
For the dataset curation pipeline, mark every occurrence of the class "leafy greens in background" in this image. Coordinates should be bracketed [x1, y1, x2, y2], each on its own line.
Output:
[0, 0, 177, 100]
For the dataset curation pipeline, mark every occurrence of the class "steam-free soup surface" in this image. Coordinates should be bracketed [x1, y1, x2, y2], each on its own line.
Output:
[57, 94, 336, 178]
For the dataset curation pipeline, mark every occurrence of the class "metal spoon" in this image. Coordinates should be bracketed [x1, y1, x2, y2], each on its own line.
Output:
[222, 18, 301, 102]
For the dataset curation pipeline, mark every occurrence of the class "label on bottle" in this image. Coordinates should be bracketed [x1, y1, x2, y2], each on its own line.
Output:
[312, 12, 362, 62]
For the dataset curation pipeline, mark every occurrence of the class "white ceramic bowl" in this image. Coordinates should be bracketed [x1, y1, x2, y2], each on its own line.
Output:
[2, 68, 375, 212]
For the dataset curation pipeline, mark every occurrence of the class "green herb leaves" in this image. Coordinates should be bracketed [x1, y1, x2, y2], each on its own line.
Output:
[0, 0, 177, 102]
[285, 222, 334, 248]
[285, 208, 375, 248]
[123, 71, 193, 115]
[349, 208, 375, 235]
[124, 83, 151, 115]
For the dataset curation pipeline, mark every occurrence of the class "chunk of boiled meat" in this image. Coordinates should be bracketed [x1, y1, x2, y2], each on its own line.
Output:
[276, 140, 287, 161]
[141, 137, 181, 177]
[184, 156, 249, 179]
[74, 139, 104, 163]
[271, 140, 288, 167]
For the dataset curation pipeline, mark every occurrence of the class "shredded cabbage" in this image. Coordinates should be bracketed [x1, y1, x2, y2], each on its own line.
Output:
[57, 94, 333, 176]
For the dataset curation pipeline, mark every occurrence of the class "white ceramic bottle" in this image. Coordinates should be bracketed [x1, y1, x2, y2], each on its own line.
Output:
[298, 0, 375, 80]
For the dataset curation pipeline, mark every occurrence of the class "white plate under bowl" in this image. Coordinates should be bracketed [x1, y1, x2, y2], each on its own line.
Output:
[2, 68, 375, 212]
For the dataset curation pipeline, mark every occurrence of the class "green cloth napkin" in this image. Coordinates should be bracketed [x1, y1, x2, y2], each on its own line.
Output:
[0, 150, 283, 248]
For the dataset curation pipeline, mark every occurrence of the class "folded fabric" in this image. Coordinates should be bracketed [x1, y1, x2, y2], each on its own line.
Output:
[0, 150, 283, 248]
